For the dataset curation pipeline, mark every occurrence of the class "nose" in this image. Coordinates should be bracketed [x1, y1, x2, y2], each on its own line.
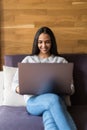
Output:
[42, 42, 46, 47]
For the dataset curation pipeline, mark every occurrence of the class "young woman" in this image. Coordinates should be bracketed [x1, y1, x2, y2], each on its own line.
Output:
[12, 26, 77, 130]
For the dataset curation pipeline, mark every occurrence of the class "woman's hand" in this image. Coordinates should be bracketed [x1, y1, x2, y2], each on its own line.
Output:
[16, 86, 20, 93]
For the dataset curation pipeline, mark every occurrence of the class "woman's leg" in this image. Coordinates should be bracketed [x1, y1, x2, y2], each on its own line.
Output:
[43, 110, 58, 130]
[26, 93, 77, 130]
[49, 96, 77, 130]
[26, 94, 58, 130]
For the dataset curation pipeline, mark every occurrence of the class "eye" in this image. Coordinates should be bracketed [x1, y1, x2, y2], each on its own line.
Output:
[38, 40, 51, 44]
[45, 40, 51, 44]
[38, 40, 43, 44]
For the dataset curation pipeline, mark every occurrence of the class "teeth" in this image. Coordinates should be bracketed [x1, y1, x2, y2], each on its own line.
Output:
[42, 49, 46, 50]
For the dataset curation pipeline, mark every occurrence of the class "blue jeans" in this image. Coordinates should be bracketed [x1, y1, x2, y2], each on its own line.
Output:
[26, 93, 77, 130]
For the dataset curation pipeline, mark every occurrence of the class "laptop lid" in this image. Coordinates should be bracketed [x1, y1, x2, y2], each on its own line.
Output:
[18, 63, 74, 95]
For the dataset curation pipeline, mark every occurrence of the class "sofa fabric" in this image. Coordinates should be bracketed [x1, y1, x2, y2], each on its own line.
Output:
[68, 106, 87, 130]
[61, 54, 87, 105]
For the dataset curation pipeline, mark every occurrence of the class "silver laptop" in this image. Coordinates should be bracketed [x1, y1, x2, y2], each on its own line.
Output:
[18, 63, 74, 95]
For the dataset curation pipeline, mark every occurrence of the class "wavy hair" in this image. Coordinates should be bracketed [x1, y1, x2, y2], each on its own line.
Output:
[31, 26, 59, 56]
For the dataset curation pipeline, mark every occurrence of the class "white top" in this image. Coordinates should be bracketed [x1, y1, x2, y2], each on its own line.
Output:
[12, 55, 75, 106]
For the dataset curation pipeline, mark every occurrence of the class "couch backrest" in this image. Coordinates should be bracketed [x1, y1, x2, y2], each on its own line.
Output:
[4, 54, 87, 105]
[61, 54, 87, 105]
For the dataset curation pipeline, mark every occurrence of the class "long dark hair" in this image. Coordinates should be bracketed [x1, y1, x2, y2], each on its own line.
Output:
[31, 26, 59, 56]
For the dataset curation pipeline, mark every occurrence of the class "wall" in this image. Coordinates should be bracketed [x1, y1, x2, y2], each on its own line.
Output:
[0, 0, 87, 69]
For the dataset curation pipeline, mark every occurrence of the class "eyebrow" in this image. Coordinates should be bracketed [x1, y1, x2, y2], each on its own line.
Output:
[38, 40, 51, 41]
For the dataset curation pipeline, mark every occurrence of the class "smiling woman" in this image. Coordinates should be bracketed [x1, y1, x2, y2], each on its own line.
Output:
[12, 26, 77, 130]
[37, 33, 51, 58]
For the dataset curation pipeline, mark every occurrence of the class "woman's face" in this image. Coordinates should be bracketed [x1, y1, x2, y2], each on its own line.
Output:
[38, 33, 51, 55]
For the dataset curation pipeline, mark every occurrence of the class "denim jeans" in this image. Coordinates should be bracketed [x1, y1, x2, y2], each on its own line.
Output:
[26, 93, 77, 130]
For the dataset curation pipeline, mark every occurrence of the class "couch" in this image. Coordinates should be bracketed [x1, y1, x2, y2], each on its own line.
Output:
[0, 53, 87, 130]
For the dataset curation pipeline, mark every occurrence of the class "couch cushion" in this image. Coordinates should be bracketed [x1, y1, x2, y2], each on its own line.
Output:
[0, 106, 44, 130]
[0, 105, 87, 130]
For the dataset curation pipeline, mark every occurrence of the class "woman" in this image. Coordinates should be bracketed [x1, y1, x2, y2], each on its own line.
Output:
[12, 26, 77, 130]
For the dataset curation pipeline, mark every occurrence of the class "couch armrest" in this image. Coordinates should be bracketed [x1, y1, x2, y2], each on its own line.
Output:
[0, 71, 4, 105]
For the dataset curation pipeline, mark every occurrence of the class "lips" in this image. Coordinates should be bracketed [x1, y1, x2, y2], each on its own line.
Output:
[41, 49, 47, 51]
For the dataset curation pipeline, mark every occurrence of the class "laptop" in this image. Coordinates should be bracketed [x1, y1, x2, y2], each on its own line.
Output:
[18, 63, 74, 95]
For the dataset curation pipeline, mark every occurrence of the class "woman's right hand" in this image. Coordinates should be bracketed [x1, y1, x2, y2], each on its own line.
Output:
[16, 86, 20, 93]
